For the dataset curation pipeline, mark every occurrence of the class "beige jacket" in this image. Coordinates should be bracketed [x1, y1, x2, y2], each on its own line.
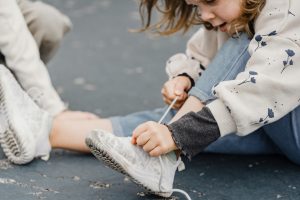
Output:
[166, 0, 300, 137]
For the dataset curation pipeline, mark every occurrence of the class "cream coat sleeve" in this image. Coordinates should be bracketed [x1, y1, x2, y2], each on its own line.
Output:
[207, 0, 300, 137]
[0, 0, 66, 116]
[165, 27, 228, 82]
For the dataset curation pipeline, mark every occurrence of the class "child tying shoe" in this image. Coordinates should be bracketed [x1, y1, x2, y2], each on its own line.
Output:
[85, 0, 300, 198]
[1, 0, 196, 164]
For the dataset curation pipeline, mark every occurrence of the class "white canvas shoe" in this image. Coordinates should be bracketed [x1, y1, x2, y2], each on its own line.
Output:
[0, 65, 52, 164]
[86, 129, 191, 199]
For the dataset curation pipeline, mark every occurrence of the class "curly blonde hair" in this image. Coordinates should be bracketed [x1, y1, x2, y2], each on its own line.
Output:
[137, 0, 266, 37]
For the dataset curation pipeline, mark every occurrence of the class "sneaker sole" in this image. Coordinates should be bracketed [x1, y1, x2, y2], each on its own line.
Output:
[0, 68, 34, 164]
[85, 134, 171, 198]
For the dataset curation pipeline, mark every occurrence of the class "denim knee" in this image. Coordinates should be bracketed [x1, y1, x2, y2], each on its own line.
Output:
[189, 33, 250, 103]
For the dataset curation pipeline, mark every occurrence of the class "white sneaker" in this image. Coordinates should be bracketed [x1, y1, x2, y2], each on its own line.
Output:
[0, 65, 52, 164]
[86, 129, 191, 199]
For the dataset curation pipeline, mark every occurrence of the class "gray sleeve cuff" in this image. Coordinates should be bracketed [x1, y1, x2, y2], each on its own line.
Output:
[167, 107, 220, 160]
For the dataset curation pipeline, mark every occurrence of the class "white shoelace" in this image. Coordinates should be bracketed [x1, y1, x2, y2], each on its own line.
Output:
[157, 97, 192, 200]
[157, 96, 179, 124]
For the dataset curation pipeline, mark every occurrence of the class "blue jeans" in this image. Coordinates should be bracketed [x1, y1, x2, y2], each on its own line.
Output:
[110, 33, 300, 165]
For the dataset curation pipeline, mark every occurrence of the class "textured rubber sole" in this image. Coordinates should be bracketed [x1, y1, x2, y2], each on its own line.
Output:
[0, 81, 22, 162]
[0, 68, 33, 164]
[85, 134, 170, 198]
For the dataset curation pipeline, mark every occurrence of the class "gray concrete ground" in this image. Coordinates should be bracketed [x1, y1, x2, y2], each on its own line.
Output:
[1, 0, 300, 199]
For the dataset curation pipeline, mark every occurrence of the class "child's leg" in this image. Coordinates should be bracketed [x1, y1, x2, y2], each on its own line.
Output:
[262, 107, 300, 165]
[178, 33, 279, 155]
[50, 118, 113, 152]
[171, 33, 253, 122]
[50, 107, 176, 152]
[18, 0, 72, 63]
[205, 130, 279, 154]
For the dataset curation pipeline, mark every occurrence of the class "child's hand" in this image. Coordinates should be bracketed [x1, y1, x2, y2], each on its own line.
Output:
[131, 121, 178, 157]
[161, 76, 192, 109]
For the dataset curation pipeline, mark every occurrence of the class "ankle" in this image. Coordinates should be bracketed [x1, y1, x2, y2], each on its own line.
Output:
[49, 118, 59, 148]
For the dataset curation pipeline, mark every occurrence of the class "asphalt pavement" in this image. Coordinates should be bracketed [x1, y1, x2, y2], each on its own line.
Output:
[1, 1, 300, 199]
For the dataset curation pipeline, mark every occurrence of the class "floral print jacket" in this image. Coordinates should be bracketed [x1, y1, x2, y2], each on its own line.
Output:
[166, 0, 300, 137]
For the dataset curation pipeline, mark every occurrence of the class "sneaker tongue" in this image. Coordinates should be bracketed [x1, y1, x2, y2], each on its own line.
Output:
[165, 152, 185, 171]
[166, 151, 177, 164]
[177, 160, 185, 172]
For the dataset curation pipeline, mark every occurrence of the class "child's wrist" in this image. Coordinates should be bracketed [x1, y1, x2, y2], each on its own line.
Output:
[176, 73, 195, 89]
[163, 124, 179, 151]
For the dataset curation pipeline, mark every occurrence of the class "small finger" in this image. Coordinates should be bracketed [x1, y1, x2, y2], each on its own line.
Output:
[142, 138, 158, 153]
[164, 86, 176, 100]
[163, 96, 173, 106]
[132, 123, 149, 142]
[136, 131, 151, 146]
[149, 146, 163, 157]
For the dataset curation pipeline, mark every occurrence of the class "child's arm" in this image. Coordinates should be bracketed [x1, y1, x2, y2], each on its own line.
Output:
[131, 101, 220, 159]
[165, 1, 300, 147]
[163, 28, 228, 108]
[0, 0, 65, 116]
[131, 95, 213, 158]
[205, 1, 300, 137]
[165, 28, 229, 83]
[132, 1, 300, 159]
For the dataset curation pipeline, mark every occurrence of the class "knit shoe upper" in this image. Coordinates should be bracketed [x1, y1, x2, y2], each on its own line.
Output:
[0, 65, 52, 164]
[86, 129, 181, 197]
